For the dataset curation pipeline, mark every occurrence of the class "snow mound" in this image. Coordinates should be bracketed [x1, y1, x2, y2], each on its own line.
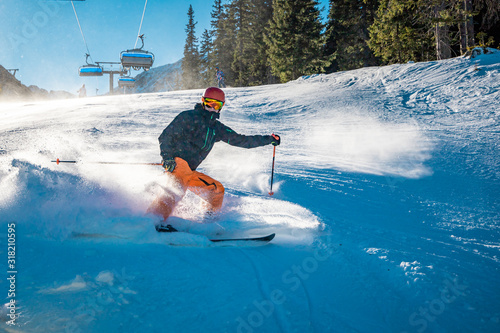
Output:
[466, 46, 499, 59]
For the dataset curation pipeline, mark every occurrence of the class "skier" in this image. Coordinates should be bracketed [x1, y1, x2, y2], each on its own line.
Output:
[215, 67, 226, 88]
[148, 87, 280, 223]
[78, 84, 86, 98]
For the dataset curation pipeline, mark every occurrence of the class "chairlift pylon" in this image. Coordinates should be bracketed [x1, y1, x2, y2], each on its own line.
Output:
[120, 34, 154, 71]
[79, 53, 103, 77]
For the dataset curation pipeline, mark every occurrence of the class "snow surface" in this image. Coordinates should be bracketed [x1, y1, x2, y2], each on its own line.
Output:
[1, 52, 499, 332]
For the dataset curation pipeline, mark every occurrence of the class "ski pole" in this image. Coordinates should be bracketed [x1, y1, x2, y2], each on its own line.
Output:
[51, 158, 162, 166]
[269, 145, 276, 196]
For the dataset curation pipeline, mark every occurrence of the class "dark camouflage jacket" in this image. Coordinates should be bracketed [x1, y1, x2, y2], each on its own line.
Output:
[159, 103, 273, 170]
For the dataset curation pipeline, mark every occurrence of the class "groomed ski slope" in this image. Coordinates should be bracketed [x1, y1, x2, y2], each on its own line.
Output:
[1, 51, 499, 332]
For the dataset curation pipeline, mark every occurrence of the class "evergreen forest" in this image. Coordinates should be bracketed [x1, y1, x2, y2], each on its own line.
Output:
[182, 0, 500, 88]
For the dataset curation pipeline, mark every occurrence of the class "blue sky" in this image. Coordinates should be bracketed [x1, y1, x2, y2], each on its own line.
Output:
[0, 0, 329, 95]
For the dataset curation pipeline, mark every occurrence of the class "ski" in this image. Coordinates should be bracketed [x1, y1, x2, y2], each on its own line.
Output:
[210, 233, 276, 243]
[155, 224, 275, 243]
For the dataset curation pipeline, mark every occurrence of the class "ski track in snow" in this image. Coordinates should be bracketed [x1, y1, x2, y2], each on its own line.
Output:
[239, 249, 289, 333]
[1, 51, 500, 332]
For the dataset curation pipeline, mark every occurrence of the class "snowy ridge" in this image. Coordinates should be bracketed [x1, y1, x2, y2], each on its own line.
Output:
[131, 59, 183, 94]
[1, 51, 499, 332]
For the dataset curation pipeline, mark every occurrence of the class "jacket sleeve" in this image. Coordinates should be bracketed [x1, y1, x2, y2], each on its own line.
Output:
[217, 123, 273, 148]
[158, 113, 187, 160]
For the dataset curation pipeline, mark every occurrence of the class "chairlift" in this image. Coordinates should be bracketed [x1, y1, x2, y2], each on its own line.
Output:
[79, 53, 103, 77]
[118, 75, 136, 88]
[120, 34, 154, 71]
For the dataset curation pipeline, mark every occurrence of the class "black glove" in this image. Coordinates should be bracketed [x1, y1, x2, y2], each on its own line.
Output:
[270, 134, 280, 146]
[162, 158, 176, 172]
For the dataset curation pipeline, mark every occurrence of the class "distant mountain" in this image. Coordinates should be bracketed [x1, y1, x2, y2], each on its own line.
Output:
[0, 65, 33, 101]
[116, 59, 183, 94]
[0, 64, 75, 101]
[28, 85, 75, 100]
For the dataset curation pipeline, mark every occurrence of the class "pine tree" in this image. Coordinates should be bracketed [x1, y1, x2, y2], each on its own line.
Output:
[458, 0, 474, 54]
[324, 0, 379, 73]
[231, 0, 274, 86]
[210, 0, 224, 37]
[437, 0, 500, 55]
[231, 0, 251, 86]
[208, 0, 223, 86]
[418, 0, 475, 59]
[265, 0, 326, 83]
[463, 0, 500, 50]
[368, 0, 432, 64]
[247, 0, 275, 85]
[199, 29, 213, 86]
[182, 5, 201, 89]
[212, 2, 237, 86]
[432, 0, 453, 60]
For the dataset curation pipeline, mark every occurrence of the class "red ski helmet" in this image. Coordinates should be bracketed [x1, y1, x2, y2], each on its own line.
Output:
[203, 87, 225, 103]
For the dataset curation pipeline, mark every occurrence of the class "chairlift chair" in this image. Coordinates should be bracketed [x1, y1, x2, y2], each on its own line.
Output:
[79, 65, 103, 76]
[118, 75, 136, 88]
[120, 34, 154, 71]
[79, 53, 103, 77]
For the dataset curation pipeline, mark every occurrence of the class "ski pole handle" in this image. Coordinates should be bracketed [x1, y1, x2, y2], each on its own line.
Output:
[269, 145, 276, 196]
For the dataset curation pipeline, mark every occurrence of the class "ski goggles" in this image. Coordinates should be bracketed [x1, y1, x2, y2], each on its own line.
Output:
[202, 97, 224, 111]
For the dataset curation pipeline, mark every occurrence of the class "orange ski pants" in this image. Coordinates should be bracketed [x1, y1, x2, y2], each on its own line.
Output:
[148, 157, 225, 221]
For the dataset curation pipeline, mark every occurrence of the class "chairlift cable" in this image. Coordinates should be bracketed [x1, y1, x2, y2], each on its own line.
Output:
[71, 0, 93, 63]
[134, 0, 148, 49]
